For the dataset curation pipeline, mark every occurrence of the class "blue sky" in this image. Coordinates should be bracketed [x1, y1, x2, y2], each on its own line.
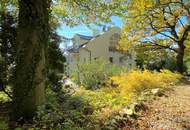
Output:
[57, 16, 123, 38]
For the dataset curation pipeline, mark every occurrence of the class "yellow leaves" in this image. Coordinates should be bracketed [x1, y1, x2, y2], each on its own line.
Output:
[74, 69, 181, 124]
[118, 36, 134, 52]
[118, 25, 136, 50]
[128, 0, 154, 17]
[173, 8, 184, 18]
[157, 69, 182, 85]
[121, 0, 190, 54]
[118, 24, 145, 52]
[110, 69, 181, 95]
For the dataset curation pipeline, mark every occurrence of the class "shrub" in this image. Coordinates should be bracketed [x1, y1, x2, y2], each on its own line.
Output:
[73, 86, 137, 125]
[35, 88, 92, 130]
[0, 121, 8, 130]
[110, 69, 181, 94]
[0, 86, 12, 103]
[72, 59, 126, 89]
[35, 85, 136, 129]
[35, 69, 181, 129]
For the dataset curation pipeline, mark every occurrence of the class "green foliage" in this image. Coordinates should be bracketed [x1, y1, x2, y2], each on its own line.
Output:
[135, 47, 177, 71]
[0, 10, 17, 94]
[118, 0, 190, 73]
[184, 54, 190, 74]
[35, 86, 135, 130]
[72, 59, 127, 89]
[47, 30, 66, 92]
[48, 31, 66, 73]
[52, 0, 120, 26]
[35, 88, 91, 130]
[0, 121, 8, 130]
[35, 69, 181, 129]
[0, 92, 11, 103]
[163, 56, 177, 71]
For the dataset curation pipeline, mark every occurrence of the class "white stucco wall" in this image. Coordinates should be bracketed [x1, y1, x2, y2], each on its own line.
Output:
[73, 35, 90, 47]
[66, 27, 136, 74]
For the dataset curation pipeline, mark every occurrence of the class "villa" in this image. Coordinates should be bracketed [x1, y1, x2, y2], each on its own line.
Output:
[65, 27, 136, 74]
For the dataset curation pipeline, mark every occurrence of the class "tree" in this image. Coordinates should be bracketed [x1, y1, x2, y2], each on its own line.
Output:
[119, 0, 190, 73]
[47, 29, 66, 92]
[13, 0, 50, 120]
[51, 0, 118, 26]
[12, 0, 120, 121]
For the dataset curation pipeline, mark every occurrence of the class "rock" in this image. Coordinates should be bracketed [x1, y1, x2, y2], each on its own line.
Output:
[151, 88, 163, 96]
[123, 108, 135, 116]
[63, 78, 78, 89]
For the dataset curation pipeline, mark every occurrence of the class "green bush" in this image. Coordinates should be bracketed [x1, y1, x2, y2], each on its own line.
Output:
[35, 88, 93, 130]
[0, 121, 8, 130]
[35, 69, 181, 130]
[185, 55, 190, 74]
[35, 87, 135, 130]
[72, 59, 127, 89]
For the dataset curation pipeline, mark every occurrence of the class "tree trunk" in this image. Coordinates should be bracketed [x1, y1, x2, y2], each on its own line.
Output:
[176, 43, 185, 73]
[13, 0, 49, 121]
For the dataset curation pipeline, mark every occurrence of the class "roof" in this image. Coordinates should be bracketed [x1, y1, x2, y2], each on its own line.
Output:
[66, 27, 121, 53]
[61, 36, 72, 40]
[76, 34, 94, 40]
[67, 42, 88, 53]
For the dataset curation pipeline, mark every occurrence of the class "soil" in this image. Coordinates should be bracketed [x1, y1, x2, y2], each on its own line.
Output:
[123, 84, 190, 130]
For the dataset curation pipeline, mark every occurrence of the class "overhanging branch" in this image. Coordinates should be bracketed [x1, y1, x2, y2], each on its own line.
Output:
[141, 41, 178, 53]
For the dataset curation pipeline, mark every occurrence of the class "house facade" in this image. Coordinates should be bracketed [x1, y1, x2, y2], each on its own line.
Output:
[65, 27, 136, 74]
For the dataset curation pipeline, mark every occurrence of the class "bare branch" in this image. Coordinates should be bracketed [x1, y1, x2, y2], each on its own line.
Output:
[162, 8, 179, 40]
[178, 18, 186, 29]
[149, 20, 178, 42]
[141, 40, 178, 53]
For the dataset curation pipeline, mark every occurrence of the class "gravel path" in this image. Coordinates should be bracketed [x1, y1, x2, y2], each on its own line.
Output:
[124, 85, 190, 130]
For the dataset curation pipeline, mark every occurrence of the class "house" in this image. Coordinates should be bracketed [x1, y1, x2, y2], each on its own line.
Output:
[65, 27, 136, 74]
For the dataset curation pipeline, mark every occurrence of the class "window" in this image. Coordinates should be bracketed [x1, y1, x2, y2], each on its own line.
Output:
[119, 56, 127, 63]
[110, 33, 120, 46]
[109, 46, 117, 52]
[109, 57, 113, 63]
[109, 33, 120, 52]
[127, 53, 132, 59]
[119, 57, 123, 63]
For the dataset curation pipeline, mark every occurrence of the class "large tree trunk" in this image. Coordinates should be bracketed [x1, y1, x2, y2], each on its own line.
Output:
[176, 43, 185, 73]
[13, 0, 49, 121]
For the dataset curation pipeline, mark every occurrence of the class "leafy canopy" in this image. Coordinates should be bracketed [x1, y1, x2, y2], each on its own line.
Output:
[119, 0, 190, 52]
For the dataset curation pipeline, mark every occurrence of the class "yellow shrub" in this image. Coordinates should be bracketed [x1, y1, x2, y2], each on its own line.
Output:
[74, 87, 136, 123]
[73, 70, 181, 123]
[110, 69, 181, 95]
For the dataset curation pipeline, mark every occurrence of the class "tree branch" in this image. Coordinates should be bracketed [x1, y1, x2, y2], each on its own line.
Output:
[142, 41, 178, 53]
[180, 25, 190, 43]
[178, 18, 186, 29]
[162, 8, 180, 40]
[149, 21, 178, 42]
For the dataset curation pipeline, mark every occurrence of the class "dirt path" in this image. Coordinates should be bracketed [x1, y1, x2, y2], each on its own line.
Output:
[130, 85, 190, 130]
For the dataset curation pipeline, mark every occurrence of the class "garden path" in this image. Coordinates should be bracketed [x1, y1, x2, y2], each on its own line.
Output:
[124, 84, 190, 130]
